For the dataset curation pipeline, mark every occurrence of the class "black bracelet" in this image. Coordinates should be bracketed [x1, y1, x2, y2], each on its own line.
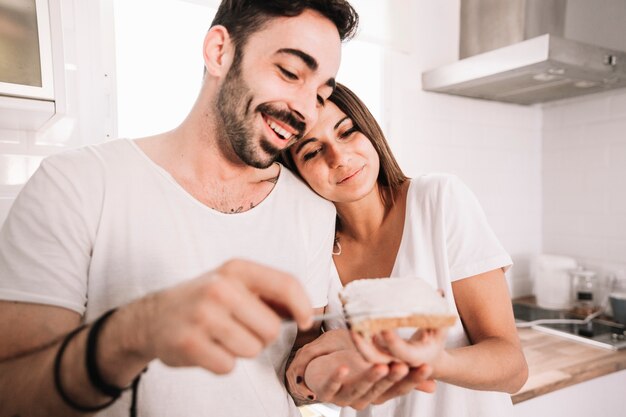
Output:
[86, 308, 147, 417]
[54, 324, 118, 412]
[86, 308, 126, 398]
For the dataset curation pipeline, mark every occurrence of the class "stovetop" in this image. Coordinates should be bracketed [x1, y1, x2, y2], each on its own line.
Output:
[513, 303, 626, 350]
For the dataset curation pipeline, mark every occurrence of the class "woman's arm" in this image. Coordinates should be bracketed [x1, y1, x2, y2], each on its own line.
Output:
[432, 268, 528, 393]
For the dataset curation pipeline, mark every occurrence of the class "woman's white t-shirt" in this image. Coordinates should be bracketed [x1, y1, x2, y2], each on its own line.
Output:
[325, 174, 514, 417]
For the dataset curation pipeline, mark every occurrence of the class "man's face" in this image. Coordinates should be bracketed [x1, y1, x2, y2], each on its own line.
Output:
[216, 10, 342, 169]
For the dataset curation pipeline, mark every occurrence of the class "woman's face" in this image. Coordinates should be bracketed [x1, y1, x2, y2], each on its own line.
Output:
[289, 101, 380, 204]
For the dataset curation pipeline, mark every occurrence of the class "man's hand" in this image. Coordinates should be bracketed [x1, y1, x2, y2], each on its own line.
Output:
[108, 259, 314, 379]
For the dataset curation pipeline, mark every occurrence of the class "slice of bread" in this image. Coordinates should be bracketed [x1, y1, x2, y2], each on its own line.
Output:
[339, 277, 457, 337]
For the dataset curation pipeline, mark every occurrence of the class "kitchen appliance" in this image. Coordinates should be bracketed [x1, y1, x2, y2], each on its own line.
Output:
[421, 0, 626, 105]
[533, 254, 577, 310]
[514, 302, 626, 350]
[611, 294, 626, 325]
[609, 277, 626, 325]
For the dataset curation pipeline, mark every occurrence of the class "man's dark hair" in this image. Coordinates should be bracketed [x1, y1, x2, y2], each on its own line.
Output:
[211, 0, 359, 52]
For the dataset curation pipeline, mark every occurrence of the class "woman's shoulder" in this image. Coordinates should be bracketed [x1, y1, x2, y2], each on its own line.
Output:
[408, 173, 467, 201]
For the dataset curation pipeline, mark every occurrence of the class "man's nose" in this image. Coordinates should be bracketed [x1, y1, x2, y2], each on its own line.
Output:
[288, 88, 319, 133]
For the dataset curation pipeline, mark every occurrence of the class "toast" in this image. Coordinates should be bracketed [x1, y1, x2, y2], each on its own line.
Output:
[339, 277, 457, 337]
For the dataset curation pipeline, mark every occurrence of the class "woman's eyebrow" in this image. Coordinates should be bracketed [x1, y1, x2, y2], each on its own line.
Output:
[334, 116, 350, 130]
[294, 117, 351, 155]
[294, 138, 318, 155]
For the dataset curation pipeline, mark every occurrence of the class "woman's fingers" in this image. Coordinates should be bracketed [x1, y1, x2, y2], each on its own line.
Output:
[351, 361, 409, 409]
[372, 365, 436, 404]
[286, 329, 356, 399]
[325, 364, 389, 406]
[378, 329, 447, 367]
[315, 365, 350, 402]
[352, 332, 395, 364]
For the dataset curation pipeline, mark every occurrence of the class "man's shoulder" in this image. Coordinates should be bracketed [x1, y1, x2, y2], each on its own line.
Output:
[43, 138, 134, 167]
[278, 166, 335, 212]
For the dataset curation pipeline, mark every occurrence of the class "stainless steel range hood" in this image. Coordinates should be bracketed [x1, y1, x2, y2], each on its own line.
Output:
[421, 0, 626, 105]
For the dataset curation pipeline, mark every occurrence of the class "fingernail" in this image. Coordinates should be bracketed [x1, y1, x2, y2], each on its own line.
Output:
[296, 376, 303, 384]
[307, 395, 315, 400]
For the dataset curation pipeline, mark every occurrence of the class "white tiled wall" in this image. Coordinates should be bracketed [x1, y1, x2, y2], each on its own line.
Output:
[543, 89, 626, 279]
[377, 0, 543, 297]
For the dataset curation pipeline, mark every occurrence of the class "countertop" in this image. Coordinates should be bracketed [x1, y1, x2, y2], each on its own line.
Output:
[512, 323, 626, 404]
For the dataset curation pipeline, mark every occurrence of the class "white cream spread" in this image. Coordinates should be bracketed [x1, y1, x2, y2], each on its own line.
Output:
[340, 277, 449, 322]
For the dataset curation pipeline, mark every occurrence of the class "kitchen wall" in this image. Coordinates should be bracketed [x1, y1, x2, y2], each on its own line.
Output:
[4, 0, 625, 299]
[376, 0, 543, 297]
[543, 89, 626, 279]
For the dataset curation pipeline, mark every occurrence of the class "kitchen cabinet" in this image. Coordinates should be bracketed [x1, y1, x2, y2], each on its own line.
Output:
[0, 0, 58, 130]
[512, 327, 626, 416]
[512, 369, 626, 417]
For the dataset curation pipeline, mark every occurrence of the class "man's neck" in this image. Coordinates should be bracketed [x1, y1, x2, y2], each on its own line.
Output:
[135, 126, 281, 214]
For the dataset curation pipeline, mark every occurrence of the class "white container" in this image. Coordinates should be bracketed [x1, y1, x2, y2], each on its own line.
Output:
[533, 254, 578, 310]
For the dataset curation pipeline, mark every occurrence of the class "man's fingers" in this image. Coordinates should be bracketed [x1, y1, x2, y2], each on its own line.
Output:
[219, 260, 313, 330]
[203, 303, 267, 357]
[414, 379, 437, 393]
[229, 287, 285, 345]
[168, 332, 236, 374]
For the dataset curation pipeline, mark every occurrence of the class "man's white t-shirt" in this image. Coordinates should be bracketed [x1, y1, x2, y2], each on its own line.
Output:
[0, 139, 336, 417]
[325, 174, 514, 417]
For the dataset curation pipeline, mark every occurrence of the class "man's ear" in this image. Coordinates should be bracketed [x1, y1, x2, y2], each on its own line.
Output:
[203, 25, 234, 77]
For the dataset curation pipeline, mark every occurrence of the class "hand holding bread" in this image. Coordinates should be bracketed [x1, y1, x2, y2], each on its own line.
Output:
[341, 277, 455, 368]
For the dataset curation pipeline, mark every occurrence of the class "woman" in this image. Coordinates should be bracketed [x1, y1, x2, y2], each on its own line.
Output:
[282, 84, 528, 417]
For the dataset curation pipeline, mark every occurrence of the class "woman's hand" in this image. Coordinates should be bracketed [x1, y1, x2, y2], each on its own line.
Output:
[304, 349, 436, 410]
[286, 328, 355, 400]
[352, 327, 449, 369]
[286, 328, 438, 409]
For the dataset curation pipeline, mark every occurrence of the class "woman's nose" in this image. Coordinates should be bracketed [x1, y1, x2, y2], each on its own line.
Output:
[326, 144, 348, 169]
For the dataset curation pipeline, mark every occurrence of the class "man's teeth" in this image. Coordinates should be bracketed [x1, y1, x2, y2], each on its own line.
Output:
[267, 119, 293, 140]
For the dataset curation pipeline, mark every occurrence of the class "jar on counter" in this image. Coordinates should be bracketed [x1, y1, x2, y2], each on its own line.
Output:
[569, 267, 598, 316]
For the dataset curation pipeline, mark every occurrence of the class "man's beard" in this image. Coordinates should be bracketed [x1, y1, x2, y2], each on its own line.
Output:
[215, 54, 305, 169]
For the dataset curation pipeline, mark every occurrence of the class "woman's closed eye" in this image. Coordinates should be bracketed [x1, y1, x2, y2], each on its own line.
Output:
[339, 127, 357, 139]
[303, 147, 322, 161]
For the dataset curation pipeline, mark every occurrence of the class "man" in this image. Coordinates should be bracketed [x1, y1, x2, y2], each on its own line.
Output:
[0, 1, 358, 416]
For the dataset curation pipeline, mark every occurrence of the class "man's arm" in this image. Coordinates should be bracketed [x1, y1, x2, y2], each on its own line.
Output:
[0, 259, 314, 417]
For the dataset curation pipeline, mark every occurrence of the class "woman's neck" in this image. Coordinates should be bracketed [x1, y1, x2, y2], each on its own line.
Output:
[334, 184, 392, 242]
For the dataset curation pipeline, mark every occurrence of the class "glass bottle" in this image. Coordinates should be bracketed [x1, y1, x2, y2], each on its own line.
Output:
[570, 267, 597, 316]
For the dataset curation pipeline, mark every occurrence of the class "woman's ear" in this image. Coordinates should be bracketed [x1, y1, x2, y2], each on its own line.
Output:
[203, 25, 234, 77]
